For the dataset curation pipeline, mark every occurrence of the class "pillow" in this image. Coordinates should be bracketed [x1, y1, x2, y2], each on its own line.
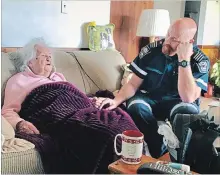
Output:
[1, 116, 15, 140]
[2, 138, 35, 153]
[121, 64, 133, 86]
[87, 21, 116, 51]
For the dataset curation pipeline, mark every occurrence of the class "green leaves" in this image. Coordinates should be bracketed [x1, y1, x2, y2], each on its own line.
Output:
[210, 60, 220, 88]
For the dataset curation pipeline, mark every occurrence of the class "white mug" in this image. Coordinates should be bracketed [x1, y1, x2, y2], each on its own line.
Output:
[114, 130, 144, 164]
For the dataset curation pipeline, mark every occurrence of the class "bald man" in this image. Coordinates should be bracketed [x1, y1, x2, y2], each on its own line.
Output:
[95, 18, 210, 158]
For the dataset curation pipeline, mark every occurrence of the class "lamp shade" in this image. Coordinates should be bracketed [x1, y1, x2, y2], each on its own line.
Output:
[136, 9, 170, 37]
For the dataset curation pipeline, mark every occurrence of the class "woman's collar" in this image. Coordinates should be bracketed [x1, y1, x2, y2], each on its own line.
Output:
[25, 67, 55, 79]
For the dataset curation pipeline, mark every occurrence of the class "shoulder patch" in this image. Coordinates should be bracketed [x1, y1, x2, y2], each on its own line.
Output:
[196, 60, 209, 73]
[139, 45, 151, 59]
[193, 51, 205, 62]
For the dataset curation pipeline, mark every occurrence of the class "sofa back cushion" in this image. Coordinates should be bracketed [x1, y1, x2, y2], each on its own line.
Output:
[53, 50, 126, 94]
[1, 52, 17, 105]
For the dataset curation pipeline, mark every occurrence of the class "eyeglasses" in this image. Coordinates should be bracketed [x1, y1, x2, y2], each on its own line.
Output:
[166, 34, 192, 44]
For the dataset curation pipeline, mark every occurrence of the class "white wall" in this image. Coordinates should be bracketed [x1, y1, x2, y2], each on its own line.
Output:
[2, 0, 110, 47]
[197, 0, 207, 45]
[154, 0, 185, 24]
[202, 0, 220, 45]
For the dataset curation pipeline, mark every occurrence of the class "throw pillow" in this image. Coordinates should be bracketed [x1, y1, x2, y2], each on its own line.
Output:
[87, 21, 116, 51]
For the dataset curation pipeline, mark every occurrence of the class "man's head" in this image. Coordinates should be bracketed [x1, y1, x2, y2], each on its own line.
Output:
[162, 18, 197, 56]
[28, 44, 53, 77]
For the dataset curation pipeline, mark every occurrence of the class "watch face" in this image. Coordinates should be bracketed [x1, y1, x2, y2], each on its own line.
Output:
[182, 60, 187, 67]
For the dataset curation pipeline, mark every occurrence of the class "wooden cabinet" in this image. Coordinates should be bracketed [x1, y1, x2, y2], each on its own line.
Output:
[110, 1, 154, 63]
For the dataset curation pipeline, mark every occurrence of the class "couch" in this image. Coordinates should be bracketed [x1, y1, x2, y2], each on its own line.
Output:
[1, 50, 126, 174]
[1, 49, 215, 174]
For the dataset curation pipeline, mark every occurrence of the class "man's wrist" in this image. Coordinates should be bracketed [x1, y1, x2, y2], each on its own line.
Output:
[178, 60, 190, 68]
[178, 57, 190, 62]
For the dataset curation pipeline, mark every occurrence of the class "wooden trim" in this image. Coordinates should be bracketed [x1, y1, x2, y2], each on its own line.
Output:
[198, 45, 220, 49]
[1, 47, 88, 53]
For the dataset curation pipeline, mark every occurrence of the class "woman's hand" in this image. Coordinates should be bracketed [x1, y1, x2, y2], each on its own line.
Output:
[16, 121, 40, 134]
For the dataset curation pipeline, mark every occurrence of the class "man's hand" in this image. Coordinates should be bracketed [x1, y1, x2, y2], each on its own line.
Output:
[99, 98, 118, 110]
[16, 121, 40, 134]
[92, 97, 118, 110]
[177, 42, 193, 61]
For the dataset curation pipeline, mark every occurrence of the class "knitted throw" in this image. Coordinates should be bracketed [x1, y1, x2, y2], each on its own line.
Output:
[17, 82, 139, 173]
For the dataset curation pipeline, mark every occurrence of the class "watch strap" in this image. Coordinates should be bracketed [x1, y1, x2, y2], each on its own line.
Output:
[178, 60, 190, 67]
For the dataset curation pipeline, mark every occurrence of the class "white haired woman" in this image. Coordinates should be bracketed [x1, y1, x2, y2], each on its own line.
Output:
[2, 42, 66, 134]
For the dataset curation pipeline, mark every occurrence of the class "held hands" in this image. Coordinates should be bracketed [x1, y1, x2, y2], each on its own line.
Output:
[16, 120, 40, 134]
[91, 97, 118, 110]
[177, 42, 193, 61]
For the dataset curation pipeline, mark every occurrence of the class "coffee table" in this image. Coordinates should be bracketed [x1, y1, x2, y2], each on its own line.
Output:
[108, 154, 197, 174]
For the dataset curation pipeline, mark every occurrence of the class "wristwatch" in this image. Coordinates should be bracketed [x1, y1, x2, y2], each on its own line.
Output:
[178, 60, 190, 68]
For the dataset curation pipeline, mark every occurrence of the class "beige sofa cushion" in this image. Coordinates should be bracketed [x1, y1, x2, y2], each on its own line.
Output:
[53, 50, 126, 94]
[1, 116, 15, 140]
[1, 53, 16, 105]
[73, 51, 126, 94]
[2, 138, 35, 153]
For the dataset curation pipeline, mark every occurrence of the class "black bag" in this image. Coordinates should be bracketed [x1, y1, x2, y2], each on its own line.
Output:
[169, 114, 220, 174]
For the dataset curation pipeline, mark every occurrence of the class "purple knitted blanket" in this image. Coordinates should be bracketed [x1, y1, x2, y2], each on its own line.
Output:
[17, 82, 139, 173]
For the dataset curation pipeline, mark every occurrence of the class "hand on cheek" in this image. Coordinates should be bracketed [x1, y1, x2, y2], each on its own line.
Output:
[177, 42, 193, 61]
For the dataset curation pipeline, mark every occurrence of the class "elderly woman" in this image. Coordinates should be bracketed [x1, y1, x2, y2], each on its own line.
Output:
[1, 40, 139, 173]
[2, 44, 66, 133]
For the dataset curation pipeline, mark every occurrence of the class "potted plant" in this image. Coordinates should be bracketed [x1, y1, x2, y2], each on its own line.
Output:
[210, 60, 220, 97]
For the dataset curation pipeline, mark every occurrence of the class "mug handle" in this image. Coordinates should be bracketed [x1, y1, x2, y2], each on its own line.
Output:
[114, 134, 122, 156]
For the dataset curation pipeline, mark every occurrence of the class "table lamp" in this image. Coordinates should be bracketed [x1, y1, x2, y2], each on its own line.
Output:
[136, 9, 170, 43]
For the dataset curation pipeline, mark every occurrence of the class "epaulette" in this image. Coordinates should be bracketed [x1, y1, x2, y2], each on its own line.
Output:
[192, 50, 206, 62]
[139, 40, 162, 59]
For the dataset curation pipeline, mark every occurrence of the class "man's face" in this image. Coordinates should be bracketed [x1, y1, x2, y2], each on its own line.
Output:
[162, 28, 182, 56]
[162, 26, 194, 56]
[28, 46, 53, 77]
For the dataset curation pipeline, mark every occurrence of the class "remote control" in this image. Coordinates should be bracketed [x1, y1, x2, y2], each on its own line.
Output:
[137, 162, 192, 174]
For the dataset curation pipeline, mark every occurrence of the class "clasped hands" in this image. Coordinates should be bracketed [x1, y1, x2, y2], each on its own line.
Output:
[91, 97, 118, 110]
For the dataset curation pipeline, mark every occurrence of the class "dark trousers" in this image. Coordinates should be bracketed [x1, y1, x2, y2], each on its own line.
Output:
[126, 92, 199, 158]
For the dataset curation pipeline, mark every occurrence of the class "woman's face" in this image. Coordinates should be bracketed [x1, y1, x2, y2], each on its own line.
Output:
[28, 45, 53, 77]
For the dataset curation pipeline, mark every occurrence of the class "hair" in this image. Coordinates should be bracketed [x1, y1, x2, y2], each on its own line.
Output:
[14, 38, 51, 72]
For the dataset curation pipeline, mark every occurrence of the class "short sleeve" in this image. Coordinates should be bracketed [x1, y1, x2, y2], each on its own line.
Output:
[128, 45, 152, 79]
[192, 50, 210, 92]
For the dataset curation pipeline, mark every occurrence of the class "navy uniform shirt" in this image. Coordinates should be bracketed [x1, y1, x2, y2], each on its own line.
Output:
[129, 39, 210, 101]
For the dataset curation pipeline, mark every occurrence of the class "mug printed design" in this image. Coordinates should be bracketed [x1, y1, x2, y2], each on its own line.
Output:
[122, 137, 144, 144]
[122, 156, 142, 163]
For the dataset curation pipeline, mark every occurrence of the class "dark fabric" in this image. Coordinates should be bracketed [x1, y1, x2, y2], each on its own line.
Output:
[126, 92, 199, 158]
[171, 114, 220, 174]
[18, 82, 139, 174]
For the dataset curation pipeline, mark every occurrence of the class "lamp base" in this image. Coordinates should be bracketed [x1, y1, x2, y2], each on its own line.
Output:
[149, 36, 156, 43]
